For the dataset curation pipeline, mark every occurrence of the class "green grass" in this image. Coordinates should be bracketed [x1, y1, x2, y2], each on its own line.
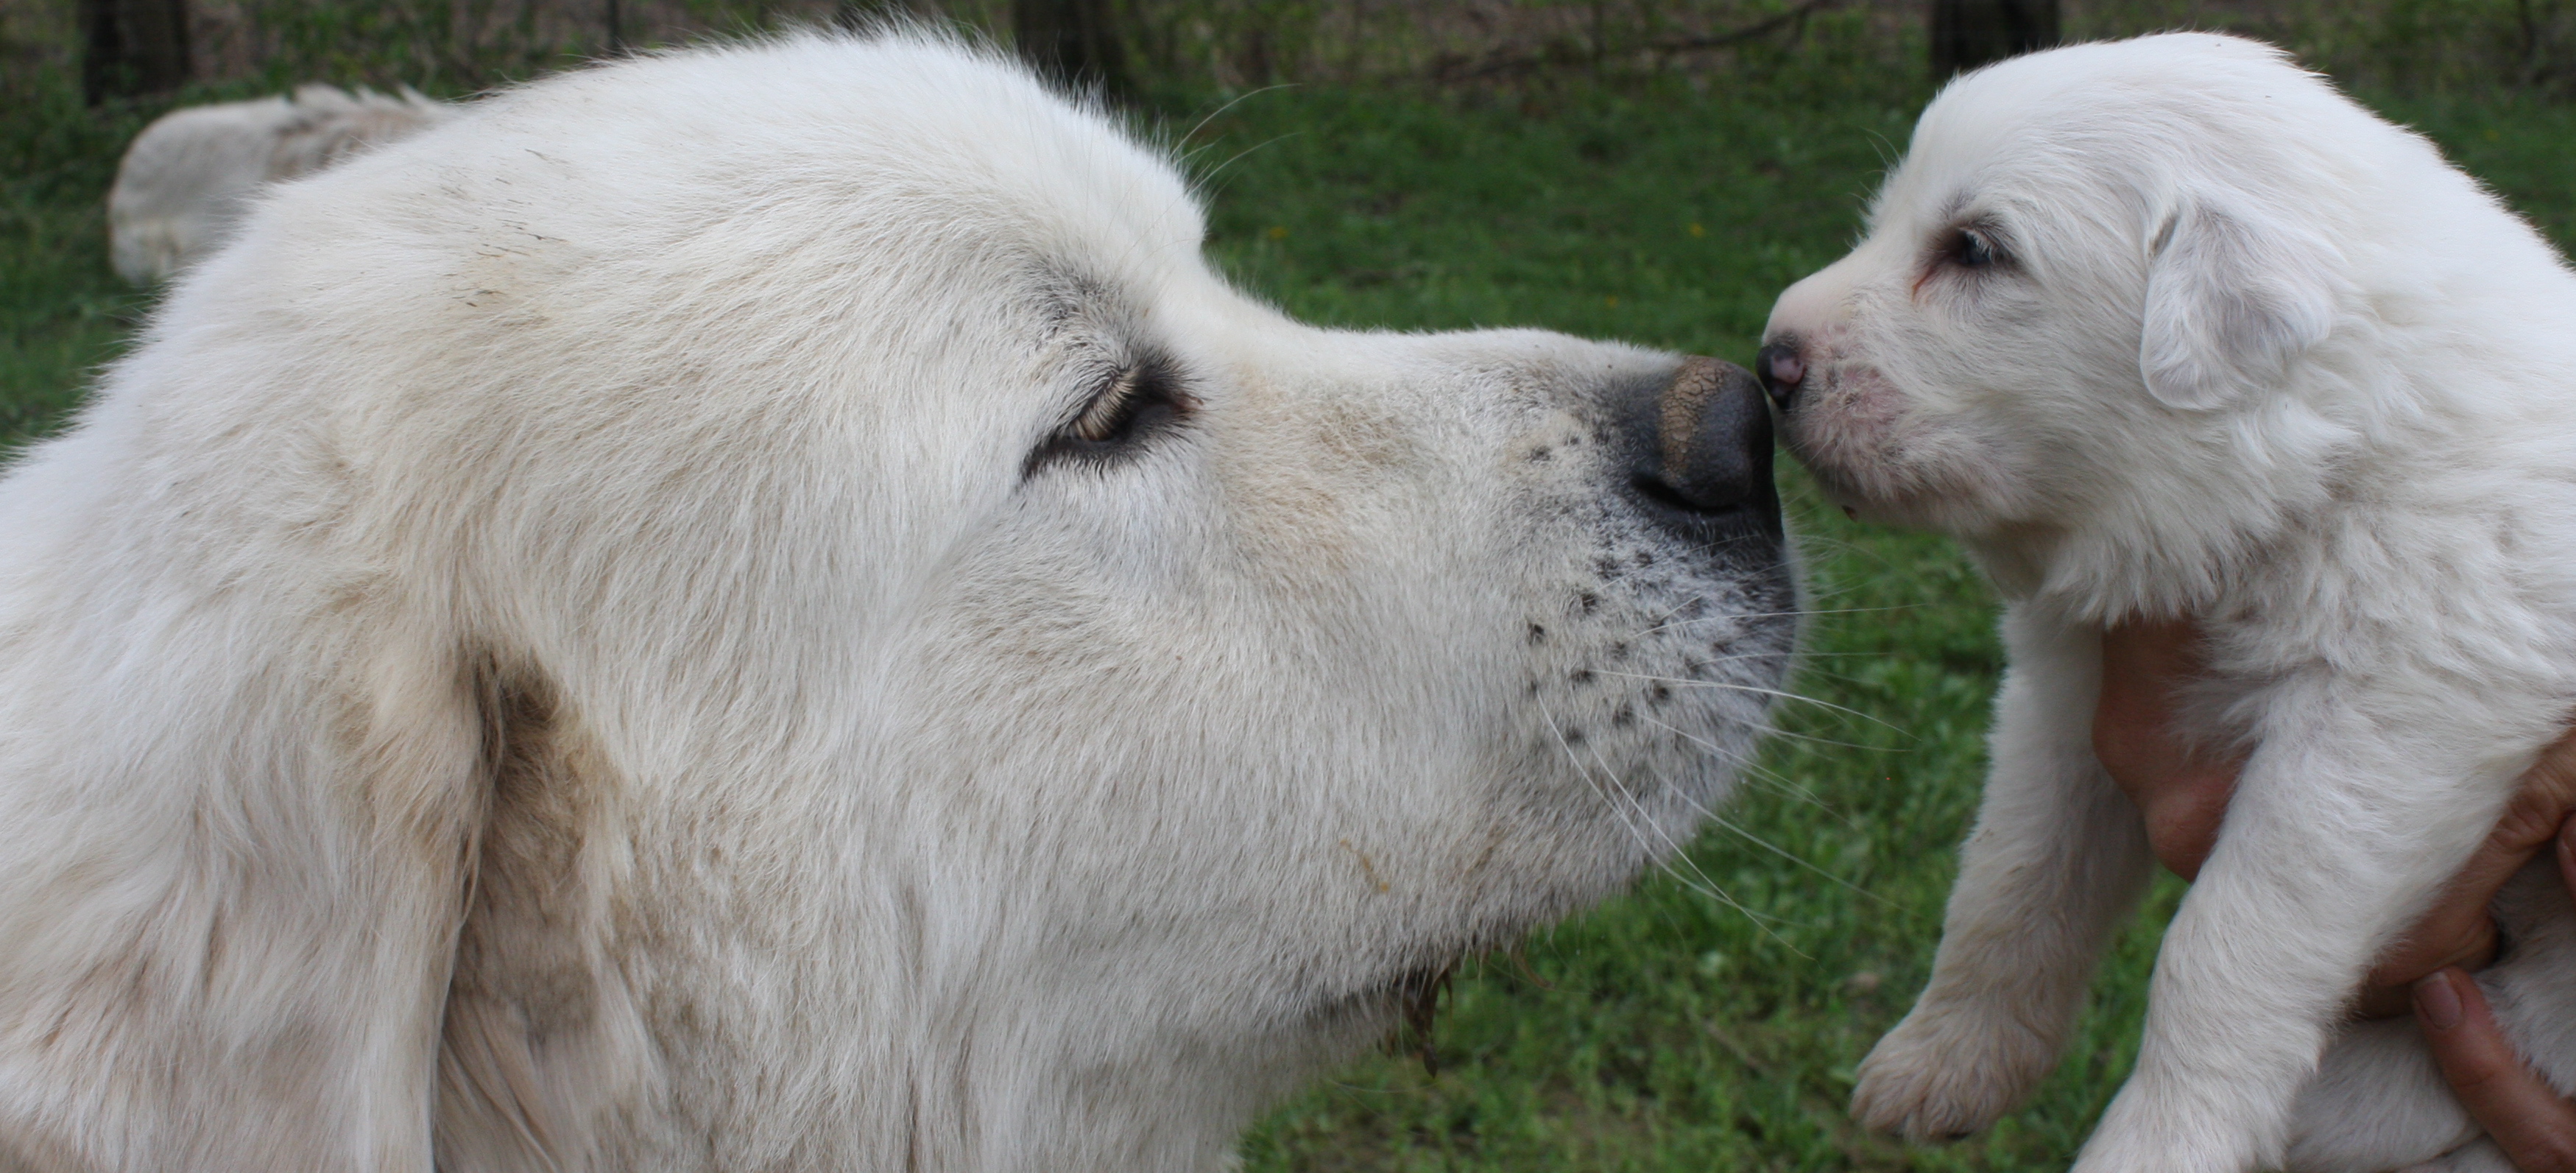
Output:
[10, 59, 2576, 1173]
[0, 80, 153, 444]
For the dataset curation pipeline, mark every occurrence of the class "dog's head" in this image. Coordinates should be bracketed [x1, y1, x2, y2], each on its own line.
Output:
[1754, 35, 2453, 602]
[38, 32, 1796, 1168]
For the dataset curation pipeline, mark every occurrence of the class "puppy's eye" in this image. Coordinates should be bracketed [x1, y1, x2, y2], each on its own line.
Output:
[1028, 356, 1193, 473]
[1950, 228, 1999, 269]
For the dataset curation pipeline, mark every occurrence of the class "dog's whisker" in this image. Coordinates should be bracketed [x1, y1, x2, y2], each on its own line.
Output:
[1542, 711, 1793, 942]
[1641, 714, 1867, 828]
[1628, 769, 1810, 944]
[1167, 83, 1296, 155]
[1539, 709, 1654, 852]
[1642, 739, 1882, 904]
[1192, 131, 1305, 200]
[1627, 603, 1908, 638]
[1596, 672, 1908, 733]
[1748, 723, 1901, 752]
[1705, 809, 1892, 907]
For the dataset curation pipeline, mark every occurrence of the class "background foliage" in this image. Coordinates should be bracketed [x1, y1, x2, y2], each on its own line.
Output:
[6, 1, 2576, 1168]
[12, 0, 2576, 98]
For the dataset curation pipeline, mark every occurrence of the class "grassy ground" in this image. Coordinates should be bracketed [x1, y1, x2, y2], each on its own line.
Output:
[10, 58, 2576, 1173]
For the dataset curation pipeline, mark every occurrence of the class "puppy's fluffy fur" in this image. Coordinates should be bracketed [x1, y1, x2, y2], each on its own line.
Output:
[1762, 33, 2576, 1173]
[0, 34, 1796, 1172]
[107, 84, 450, 283]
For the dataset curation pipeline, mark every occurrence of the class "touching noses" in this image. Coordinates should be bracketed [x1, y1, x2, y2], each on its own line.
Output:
[1623, 356, 1780, 540]
[1759, 254, 1855, 411]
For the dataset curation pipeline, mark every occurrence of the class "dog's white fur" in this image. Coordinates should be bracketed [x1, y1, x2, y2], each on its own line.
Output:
[1762, 33, 2576, 1173]
[0, 33, 1796, 1172]
[107, 85, 451, 283]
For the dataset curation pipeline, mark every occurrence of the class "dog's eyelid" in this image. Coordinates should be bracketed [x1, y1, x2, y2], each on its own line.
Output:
[1022, 353, 1196, 477]
[1067, 367, 1145, 441]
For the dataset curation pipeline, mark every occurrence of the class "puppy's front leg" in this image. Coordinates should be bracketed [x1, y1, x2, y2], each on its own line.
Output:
[1854, 609, 2157, 1141]
[2075, 694, 2524, 1173]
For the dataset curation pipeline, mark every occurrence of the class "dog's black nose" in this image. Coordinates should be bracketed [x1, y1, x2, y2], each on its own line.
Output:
[1754, 341, 1804, 409]
[1626, 356, 1779, 540]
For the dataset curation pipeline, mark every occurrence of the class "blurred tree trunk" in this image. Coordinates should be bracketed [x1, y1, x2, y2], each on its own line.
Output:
[1014, 0, 1132, 101]
[1930, 0, 2057, 77]
[80, 0, 191, 106]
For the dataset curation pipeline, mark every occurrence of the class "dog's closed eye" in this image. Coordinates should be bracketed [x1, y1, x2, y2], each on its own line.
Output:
[1028, 354, 1196, 474]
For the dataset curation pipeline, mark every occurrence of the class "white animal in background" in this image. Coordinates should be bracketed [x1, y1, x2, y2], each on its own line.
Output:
[1756, 32, 2576, 1173]
[0, 32, 1796, 1172]
[106, 84, 451, 283]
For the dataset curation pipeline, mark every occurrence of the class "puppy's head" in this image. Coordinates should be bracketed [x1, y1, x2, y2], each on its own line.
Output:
[1759, 35, 2375, 554]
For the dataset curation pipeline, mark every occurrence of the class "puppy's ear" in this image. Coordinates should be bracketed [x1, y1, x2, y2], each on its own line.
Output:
[2139, 196, 2339, 410]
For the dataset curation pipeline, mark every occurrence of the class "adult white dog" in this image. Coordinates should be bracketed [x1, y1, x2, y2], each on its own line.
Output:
[0, 32, 1796, 1173]
[1757, 33, 2576, 1173]
[107, 84, 451, 283]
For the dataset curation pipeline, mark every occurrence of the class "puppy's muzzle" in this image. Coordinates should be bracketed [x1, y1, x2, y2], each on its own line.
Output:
[1621, 356, 1781, 543]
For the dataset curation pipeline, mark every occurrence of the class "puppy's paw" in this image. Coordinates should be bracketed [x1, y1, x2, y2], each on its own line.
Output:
[1851, 1003, 2057, 1142]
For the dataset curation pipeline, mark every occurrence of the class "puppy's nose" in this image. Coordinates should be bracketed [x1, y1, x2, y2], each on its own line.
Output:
[1754, 341, 1804, 408]
[1626, 356, 1779, 539]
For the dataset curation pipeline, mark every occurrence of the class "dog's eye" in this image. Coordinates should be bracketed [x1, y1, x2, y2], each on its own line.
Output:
[1068, 367, 1160, 443]
[1028, 356, 1193, 473]
[1950, 228, 1999, 269]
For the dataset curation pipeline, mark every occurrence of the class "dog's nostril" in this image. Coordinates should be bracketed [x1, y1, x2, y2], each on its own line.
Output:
[1754, 342, 1804, 408]
[1626, 356, 1780, 538]
[1628, 472, 1701, 513]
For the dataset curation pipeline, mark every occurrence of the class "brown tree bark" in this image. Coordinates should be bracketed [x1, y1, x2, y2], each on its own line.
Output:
[80, 0, 191, 106]
[1930, 0, 2058, 78]
[1014, 0, 1132, 102]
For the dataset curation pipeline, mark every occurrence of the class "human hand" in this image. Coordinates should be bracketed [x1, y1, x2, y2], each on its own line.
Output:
[2093, 617, 2576, 1169]
[2413, 965, 2576, 1172]
[2089, 618, 2240, 881]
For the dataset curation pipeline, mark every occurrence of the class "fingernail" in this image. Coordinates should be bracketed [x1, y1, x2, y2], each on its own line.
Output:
[2416, 971, 2464, 1030]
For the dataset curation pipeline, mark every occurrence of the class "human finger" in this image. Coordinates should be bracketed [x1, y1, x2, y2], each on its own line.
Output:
[2558, 817, 2576, 906]
[2416, 968, 2576, 1172]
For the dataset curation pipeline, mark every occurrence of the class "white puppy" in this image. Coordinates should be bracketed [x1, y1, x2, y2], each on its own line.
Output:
[107, 84, 450, 283]
[1759, 33, 2576, 1173]
[0, 33, 1796, 1172]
